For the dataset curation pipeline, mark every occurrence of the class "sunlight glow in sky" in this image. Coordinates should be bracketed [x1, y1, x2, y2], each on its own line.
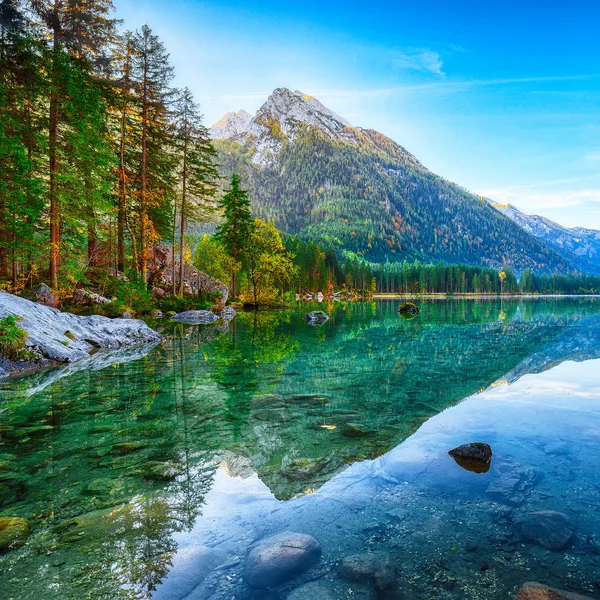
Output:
[115, 0, 600, 228]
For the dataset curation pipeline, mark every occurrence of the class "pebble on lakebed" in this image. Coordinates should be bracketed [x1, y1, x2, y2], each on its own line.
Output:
[242, 531, 321, 589]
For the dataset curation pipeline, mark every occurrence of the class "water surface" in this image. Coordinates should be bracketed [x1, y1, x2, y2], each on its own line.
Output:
[1, 298, 599, 599]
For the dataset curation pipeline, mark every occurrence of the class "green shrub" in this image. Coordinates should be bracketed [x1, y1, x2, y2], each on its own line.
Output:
[0, 315, 32, 360]
[111, 279, 153, 314]
[97, 301, 130, 318]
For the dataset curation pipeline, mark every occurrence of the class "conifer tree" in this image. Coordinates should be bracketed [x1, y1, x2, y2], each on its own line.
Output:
[0, 2, 44, 288]
[30, 0, 118, 287]
[130, 24, 174, 282]
[215, 173, 254, 298]
[173, 87, 219, 296]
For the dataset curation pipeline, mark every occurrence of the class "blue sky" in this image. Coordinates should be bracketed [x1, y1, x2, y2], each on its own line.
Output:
[116, 0, 600, 228]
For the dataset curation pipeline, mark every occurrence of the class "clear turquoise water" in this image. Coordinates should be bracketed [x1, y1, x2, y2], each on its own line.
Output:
[1, 298, 600, 599]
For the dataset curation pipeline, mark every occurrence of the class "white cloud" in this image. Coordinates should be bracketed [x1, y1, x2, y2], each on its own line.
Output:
[392, 48, 445, 75]
[477, 184, 600, 213]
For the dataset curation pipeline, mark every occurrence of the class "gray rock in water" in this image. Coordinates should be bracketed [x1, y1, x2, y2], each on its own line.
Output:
[0, 292, 162, 379]
[515, 582, 592, 599]
[305, 311, 329, 325]
[170, 310, 219, 324]
[339, 553, 398, 591]
[242, 531, 321, 589]
[449, 442, 492, 464]
[517, 511, 575, 551]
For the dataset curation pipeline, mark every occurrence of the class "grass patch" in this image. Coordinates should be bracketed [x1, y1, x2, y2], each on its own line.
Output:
[0, 315, 32, 360]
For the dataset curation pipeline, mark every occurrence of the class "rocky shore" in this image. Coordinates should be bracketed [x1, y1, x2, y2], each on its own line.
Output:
[0, 291, 162, 379]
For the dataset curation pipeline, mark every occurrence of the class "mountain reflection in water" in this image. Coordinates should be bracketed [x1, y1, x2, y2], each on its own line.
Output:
[0, 298, 599, 599]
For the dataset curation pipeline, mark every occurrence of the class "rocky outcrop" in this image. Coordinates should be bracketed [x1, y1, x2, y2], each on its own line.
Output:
[33, 283, 59, 308]
[515, 582, 593, 599]
[242, 531, 321, 589]
[0, 292, 161, 379]
[211, 88, 352, 166]
[72, 288, 111, 306]
[149, 244, 228, 310]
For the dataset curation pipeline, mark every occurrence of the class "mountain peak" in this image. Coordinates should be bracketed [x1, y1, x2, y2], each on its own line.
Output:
[259, 87, 351, 131]
[210, 87, 352, 164]
[210, 109, 253, 139]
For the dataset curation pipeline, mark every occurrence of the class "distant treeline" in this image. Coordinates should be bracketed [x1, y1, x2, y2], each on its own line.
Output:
[286, 236, 600, 296]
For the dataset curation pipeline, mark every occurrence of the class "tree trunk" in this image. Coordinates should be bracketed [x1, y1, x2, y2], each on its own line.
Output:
[178, 135, 188, 297]
[172, 202, 177, 297]
[139, 58, 148, 282]
[49, 85, 60, 288]
[118, 103, 127, 271]
[117, 44, 131, 272]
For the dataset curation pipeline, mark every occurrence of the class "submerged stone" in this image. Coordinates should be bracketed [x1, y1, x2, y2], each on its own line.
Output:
[515, 582, 592, 599]
[287, 581, 335, 600]
[517, 511, 575, 551]
[0, 517, 30, 552]
[486, 459, 536, 506]
[242, 531, 321, 589]
[342, 422, 373, 438]
[339, 553, 398, 591]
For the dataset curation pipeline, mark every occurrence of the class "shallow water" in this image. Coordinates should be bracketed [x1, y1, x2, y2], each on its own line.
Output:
[1, 298, 600, 599]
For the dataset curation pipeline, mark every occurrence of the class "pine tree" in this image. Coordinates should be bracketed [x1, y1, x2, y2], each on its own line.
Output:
[173, 87, 219, 296]
[0, 2, 44, 288]
[215, 173, 254, 298]
[30, 0, 118, 287]
[130, 24, 174, 282]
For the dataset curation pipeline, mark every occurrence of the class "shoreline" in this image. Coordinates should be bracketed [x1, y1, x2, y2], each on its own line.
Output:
[372, 293, 600, 300]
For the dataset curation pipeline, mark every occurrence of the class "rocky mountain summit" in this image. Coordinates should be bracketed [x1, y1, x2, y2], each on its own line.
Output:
[211, 88, 355, 165]
[486, 199, 600, 274]
[211, 108, 253, 139]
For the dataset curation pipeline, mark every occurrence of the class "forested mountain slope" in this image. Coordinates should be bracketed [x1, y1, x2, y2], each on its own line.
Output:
[212, 88, 573, 272]
[486, 199, 600, 274]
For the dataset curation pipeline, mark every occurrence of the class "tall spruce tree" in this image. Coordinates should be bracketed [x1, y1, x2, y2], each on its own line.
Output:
[215, 173, 254, 298]
[0, 2, 44, 288]
[130, 24, 174, 282]
[173, 87, 219, 296]
[29, 0, 118, 287]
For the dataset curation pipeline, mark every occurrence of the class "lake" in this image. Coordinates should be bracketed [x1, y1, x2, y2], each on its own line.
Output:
[1, 298, 600, 599]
